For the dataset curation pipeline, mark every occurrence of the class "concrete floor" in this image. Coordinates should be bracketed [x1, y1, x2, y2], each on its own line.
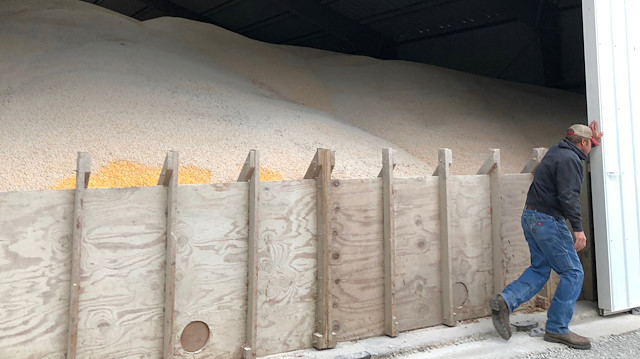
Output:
[261, 301, 640, 359]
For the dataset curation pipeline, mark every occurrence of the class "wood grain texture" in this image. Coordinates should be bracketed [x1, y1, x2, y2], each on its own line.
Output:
[77, 186, 167, 358]
[380, 148, 398, 337]
[500, 174, 533, 285]
[0, 190, 74, 359]
[500, 173, 554, 310]
[256, 180, 317, 356]
[448, 175, 493, 321]
[1, 171, 553, 357]
[329, 178, 385, 341]
[241, 150, 259, 359]
[437, 149, 455, 326]
[312, 149, 336, 349]
[480, 150, 504, 294]
[161, 151, 178, 359]
[394, 177, 442, 331]
[521, 148, 548, 174]
[68, 152, 91, 359]
[173, 183, 248, 358]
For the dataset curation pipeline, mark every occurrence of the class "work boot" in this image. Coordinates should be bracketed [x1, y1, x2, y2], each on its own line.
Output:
[489, 294, 511, 340]
[544, 331, 591, 350]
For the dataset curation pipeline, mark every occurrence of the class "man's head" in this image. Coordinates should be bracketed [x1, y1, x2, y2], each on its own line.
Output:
[566, 124, 595, 155]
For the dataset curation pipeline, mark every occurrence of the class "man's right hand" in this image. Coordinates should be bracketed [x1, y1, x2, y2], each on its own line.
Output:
[574, 231, 587, 251]
[589, 121, 604, 144]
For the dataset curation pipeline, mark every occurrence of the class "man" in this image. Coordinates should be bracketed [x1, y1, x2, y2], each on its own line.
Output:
[490, 121, 604, 350]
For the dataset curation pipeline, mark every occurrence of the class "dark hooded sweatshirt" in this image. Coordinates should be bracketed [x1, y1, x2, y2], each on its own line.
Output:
[525, 138, 587, 232]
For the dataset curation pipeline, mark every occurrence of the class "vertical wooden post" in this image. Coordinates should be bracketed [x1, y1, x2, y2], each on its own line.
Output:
[305, 148, 336, 349]
[67, 152, 91, 359]
[520, 147, 547, 174]
[238, 150, 260, 359]
[378, 148, 398, 337]
[434, 148, 455, 327]
[478, 149, 503, 299]
[159, 151, 179, 358]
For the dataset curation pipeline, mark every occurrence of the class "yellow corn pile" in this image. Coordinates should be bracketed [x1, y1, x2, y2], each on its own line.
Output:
[258, 167, 284, 181]
[50, 160, 284, 189]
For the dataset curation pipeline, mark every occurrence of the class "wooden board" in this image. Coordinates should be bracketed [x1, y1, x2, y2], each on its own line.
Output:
[501, 173, 553, 310]
[448, 175, 493, 321]
[76, 186, 167, 358]
[173, 183, 248, 358]
[160, 151, 178, 359]
[256, 180, 317, 356]
[329, 179, 385, 341]
[380, 148, 398, 337]
[0, 171, 553, 357]
[394, 177, 442, 331]
[0, 190, 74, 359]
[500, 174, 532, 285]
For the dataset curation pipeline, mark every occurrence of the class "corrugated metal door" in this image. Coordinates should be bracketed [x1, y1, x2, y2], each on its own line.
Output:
[582, 0, 640, 314]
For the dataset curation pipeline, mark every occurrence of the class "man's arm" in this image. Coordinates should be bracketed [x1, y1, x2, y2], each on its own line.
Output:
[557, 157, 584, 232]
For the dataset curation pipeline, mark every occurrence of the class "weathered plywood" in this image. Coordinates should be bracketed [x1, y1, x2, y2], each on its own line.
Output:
[329, 178, 385, 341]
[501, 173, 559, 310]
[257, 180, 317, 356]
[448, 175, 493, 321]
[437, 149, 455, 326]
[394, 177, 442, 331]
[309, 149, 336, 349]
[174, 183, 248, 358]
[500, 174, 532, 285]
[77, 187, 167, 358]
[380, 148, 398, 337]
[1, 167, 558, 357]
[239, 150, 259, 359]
[68, 152, 91, 359]
[160, 151, 178, 359]
[0, 190, 74, 359]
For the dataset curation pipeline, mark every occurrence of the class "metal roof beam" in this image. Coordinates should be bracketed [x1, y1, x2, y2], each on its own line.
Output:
[237, 13, 292, 34]
[265, 0, 396, 58]
[201, 0, 246, 17]
[397, 18, 517, 44]
[361, 0, 464, 25]
[281, 31, 325, 46]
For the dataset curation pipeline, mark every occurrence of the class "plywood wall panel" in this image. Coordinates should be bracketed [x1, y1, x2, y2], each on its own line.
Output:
[448, 175, 493, 321]
[501, 174, 532, 284]
[329, 179, 385, 341]
[174, 183, 248, 358]
[0, 190, 74, 359]
[0, 170, 539, 357]
[256, 180, 317, 356]
[77, 187, 167, 358]
[394, 177, 442, 331]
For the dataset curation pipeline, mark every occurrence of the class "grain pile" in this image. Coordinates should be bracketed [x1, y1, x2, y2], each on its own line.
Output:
[49, 161, 283, 189]
[0, 0, 587, 192]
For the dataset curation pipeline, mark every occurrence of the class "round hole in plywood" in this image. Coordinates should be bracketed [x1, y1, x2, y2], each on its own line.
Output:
[181, 321, 210, 353]
[453, 282, 469, 308]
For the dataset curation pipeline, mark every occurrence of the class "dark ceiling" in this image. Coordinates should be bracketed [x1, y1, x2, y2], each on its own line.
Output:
[81, 0, 585, 91]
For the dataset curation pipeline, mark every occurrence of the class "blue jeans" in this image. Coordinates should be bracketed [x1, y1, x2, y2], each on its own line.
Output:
[500, 209, 584, 335]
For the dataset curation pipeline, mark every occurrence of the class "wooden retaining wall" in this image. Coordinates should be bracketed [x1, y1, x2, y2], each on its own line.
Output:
[0, 148, 546, 359]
